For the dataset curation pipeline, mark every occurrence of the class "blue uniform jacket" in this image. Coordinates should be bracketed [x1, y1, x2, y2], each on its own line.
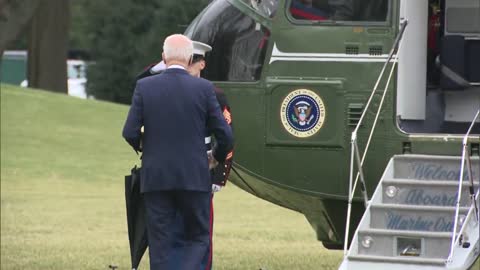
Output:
[122, 68, 233, 193]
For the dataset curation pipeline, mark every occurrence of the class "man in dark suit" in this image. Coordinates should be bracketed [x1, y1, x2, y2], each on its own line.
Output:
[130, 40, 234, 269]
[122, 34, 233, 270]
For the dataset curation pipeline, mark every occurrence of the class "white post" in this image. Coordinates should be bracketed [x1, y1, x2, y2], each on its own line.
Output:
[397, 0, 428, 120]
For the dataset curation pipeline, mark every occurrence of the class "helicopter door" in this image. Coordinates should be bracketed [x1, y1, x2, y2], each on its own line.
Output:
[396, 0, 480, 134]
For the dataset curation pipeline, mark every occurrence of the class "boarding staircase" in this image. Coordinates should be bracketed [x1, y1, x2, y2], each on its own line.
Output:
[339, 154, 480, 270]
[336, 19, 479, 268]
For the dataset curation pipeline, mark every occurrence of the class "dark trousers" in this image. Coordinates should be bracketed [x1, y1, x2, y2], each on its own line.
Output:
[203, 196, 214, 270]
[144, 190, 211, 270]
[169, 195, 214, 270]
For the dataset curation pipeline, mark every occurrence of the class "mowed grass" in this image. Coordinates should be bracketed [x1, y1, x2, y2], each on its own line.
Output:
[1, 84, 343, 270]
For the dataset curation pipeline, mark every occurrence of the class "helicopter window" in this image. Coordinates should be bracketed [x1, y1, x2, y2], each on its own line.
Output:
[240, 0, 280, 18]
[185, 0, 270, 82]
[288, 0, 389, 22]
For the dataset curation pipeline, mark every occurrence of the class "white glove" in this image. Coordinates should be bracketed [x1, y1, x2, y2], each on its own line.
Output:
[212, 184, 222, 193]
[207, 150, 219, 169]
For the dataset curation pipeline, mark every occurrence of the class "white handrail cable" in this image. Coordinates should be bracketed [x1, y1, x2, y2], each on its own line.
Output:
[452, 189, 479, 252]
[343, 20, 408, 257]
[351, 37, 404, 194]
[465, 110, 480, 222]
[447, 109, 480, 263]
[351, 20, 408, 139]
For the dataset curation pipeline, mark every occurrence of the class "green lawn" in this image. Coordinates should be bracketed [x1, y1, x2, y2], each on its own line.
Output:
[1, 84, 343, 269]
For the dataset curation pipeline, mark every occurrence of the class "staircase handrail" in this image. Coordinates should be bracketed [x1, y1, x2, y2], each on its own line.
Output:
[343, 20, 408, 256]
[447, 109, 480, 263]
[451, 185, 479, 258]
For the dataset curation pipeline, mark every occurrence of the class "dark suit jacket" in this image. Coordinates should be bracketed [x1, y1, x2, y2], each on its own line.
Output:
[122, 68, 233, 193]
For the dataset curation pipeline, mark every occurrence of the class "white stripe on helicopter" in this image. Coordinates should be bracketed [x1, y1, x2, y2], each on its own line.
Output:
[269, 43, 397, 64]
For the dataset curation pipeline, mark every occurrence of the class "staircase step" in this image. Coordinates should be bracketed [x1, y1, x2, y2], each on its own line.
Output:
[371, 204, 471, 212]
[382, 179, 476, 206]
[358, 228, 452, 238]
[369, 204, 470, 232]
[348, 254, 446, 265]
[357, 228, 451, 258]
[343, 155, 480, 269]
[392, 155, 479, 181]
[384, 179, 479, 187]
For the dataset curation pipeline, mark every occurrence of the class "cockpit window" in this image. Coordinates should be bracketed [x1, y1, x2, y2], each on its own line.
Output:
[240, 0, 280, 18]
[185, 0, 270, 82]
[288, 0, 389, 22]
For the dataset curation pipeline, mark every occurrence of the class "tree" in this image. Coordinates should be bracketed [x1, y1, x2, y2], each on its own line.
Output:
[27, 0, 70, 93]
[0, 0, 40, 56]
[1, 0, 69, 93]
[69, 0, 91, 51]
[85, 0, 210, 104]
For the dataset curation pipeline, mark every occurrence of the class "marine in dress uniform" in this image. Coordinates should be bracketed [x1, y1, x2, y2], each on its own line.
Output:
[189, 41, 234, 270]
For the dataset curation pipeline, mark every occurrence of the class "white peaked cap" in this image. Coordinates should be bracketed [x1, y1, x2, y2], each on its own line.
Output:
[151, 61, 166, 73]
[192, 41, 212, 57]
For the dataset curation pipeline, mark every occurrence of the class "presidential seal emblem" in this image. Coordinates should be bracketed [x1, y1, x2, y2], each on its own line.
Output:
[280, 89, 325, 138]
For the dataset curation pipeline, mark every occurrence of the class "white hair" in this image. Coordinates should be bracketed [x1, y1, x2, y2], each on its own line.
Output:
[163, 35, 193, 63]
